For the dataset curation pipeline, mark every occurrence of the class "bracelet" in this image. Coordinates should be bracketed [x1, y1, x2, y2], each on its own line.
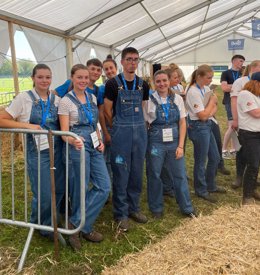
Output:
[178, 146, 183, 149]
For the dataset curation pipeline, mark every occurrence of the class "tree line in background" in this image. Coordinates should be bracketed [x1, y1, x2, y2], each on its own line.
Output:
[0, 59, 36, 77]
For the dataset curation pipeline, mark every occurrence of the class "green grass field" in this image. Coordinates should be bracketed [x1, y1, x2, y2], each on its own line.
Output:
[0, 77, 32, 93]
[0, 87, 242, 274]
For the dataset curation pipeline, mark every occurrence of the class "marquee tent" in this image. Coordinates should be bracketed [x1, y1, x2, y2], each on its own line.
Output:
[0, 0, 259, 88]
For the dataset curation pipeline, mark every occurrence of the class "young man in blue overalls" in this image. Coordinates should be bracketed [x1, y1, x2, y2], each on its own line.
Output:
[104, 47, 150, 231]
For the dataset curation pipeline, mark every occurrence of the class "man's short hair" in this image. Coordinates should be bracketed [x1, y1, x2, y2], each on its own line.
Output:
[121, 47, 139, 59]
[231, 55, 245, 62]
[86, 58, 102, 68]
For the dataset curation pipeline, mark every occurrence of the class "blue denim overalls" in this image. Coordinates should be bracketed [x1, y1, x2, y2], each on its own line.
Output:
[111, 75, 147, 220]
[26, 91, 65, 235]
[146, 92, 194, 214]
[65, 92, 110, 234]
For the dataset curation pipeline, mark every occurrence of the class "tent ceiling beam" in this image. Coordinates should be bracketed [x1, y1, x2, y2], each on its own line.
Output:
[153, 26, 241, 63]
[144, 9, 257, 59]
[137, 1, 257, 54]
[111, 0, 219, 48]
[66, 0, 144, 36]
[0, 9, 66, 37]
[72, 21, 103, 52]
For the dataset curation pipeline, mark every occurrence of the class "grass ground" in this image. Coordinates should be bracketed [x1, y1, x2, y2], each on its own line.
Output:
[0, 86, 241, 275]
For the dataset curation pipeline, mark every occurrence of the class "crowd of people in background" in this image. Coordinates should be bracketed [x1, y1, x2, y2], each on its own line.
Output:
[0, 47, 259, 251]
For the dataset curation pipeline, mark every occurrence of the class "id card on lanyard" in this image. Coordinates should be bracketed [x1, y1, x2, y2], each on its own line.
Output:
[34, 95, 51, 151]
[121, 73, 139, 113]
[159, 95, 173, 142]
[73, 91, 98, 148]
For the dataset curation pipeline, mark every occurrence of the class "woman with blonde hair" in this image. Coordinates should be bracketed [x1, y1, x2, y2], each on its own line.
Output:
[186, 65, 226, 203]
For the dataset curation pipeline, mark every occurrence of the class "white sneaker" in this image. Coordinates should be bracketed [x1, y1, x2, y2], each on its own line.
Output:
[229, 151, 237, 159]
[222, 151, 231, 159]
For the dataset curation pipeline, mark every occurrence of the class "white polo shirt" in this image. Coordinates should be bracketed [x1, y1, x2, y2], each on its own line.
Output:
[237, 90, 260, 132]
[231, 76, 250, 97]
[186, 85, 213, 120]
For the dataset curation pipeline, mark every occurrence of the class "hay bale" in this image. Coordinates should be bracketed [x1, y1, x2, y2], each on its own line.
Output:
[102, 205, 260, 275]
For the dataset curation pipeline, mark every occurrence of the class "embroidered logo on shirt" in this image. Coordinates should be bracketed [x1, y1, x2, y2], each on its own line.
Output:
[247, 102, 253, 106]
[194, 104, 199, 108]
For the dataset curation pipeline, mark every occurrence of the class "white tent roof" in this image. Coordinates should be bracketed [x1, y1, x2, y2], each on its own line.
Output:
[0, 0, 259, 63]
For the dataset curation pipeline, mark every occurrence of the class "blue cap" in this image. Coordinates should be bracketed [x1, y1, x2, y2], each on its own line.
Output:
[251, 72, 260, 81]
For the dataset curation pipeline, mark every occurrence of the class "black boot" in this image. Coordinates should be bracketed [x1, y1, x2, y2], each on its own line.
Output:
[231, 176, 242, 189]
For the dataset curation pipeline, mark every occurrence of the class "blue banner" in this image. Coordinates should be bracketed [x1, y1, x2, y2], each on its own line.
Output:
[228, 39, 245, 50]
[252, 19, 260, 38]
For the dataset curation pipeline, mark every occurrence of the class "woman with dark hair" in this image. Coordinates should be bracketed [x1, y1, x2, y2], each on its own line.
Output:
[186, 65, 226, 203]
[237, 72, 260, 205]
[0, 64, 65, 237]
[58, 64, 110, 250]
[144, 70, 195, 218]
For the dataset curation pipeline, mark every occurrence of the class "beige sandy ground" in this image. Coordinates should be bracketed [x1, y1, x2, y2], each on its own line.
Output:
[102, 205, 260, 275]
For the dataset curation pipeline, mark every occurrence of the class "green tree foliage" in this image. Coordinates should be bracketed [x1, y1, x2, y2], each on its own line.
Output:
[0, 58, 36, 77]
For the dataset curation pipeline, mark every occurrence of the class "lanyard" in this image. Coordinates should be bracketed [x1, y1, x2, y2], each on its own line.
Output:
[196, 83, 205, 97]
[72, 91, 93, 124]
[121, 73, 136, 91]
[248, 75, 250, 80]
[38, 94, 51, 128]
[231, 70, 239, 81]
[159, 95, 170, 123]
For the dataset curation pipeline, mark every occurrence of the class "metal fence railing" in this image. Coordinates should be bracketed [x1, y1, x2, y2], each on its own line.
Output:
[0, 91, 16, 106]
[0, 128, 86, 272]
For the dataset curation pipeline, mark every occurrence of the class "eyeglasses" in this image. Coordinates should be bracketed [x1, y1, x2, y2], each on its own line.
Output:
[125, 58, 140, 63]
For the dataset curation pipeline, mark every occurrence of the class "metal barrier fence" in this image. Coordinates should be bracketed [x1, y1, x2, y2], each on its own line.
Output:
[0, 128, 85, 272]
[0, 91, 16, 106]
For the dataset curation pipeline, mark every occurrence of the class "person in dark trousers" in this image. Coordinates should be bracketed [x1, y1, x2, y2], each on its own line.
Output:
[237, 72, 260, 205]
[104, 47, 149, 232]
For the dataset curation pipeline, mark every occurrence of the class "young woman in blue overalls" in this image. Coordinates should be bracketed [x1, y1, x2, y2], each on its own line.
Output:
[144, 70, 195, 218]
[58, 64, 110, 250]
[186, 65, 225, 203]
[0, 64, 65, 237]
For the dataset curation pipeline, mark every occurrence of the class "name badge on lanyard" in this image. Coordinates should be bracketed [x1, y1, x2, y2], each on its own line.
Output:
[90, 131, 99, 148]
[162, 128, 173, 142]
[34, 95, 51, 150]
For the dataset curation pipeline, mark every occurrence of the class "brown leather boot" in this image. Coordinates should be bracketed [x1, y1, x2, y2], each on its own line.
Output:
[231, 177, 242, 189]
[68, 222, 81, 251]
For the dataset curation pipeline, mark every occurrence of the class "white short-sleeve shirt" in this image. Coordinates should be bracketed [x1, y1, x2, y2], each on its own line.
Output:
[144, 91, 186, 124]
[6, 89, 60, 122]
[58, 91, 97, 127]
[237, 90, 260, 132]
[186, 85, 212, 120]
[231, 76, 250, 97]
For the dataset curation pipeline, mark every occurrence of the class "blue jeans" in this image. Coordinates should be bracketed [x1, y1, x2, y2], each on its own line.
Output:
[68, 138, 110, 234]
[27, 139, 65, 235]
[146, 141, 193, 214]
[188, 120, 220, 196]
[224, 103, 233, 121]
[111, 124, 147, 220]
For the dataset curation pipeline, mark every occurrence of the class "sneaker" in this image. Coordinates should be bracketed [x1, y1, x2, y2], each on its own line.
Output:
[151, 212, 163, 219]
[231, 177, 242, 189]
[68, 222, 81, 251]
[229, 150, 237, 159]
[82, 231, 103, 243]
[184, 210, 198, 218]
[253, 191, 260, 201]
[218, 166, 231, 175]
[242, 197, 255, 205]
[209, 187, 227, 194]
[222, 151, 231, 160]
[116, 219, 129, 232]
[129, 212, 148, 223]
[197, 194, 217, 203]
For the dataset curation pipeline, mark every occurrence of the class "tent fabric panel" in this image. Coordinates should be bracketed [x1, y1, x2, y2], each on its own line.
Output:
[160, 7, 208, 37]
[22, 26, 67, 88]
[78, 5, 155, 45]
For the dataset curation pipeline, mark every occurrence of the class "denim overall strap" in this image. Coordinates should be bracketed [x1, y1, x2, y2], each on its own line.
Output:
[115, 75, 124, 90]
[27, 90, 37, 102]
